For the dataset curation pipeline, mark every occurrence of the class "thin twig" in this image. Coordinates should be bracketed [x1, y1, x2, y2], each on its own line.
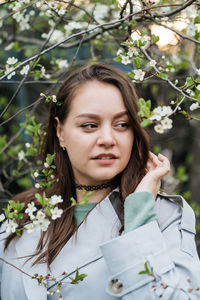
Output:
[0, 2, 71, 120]
[0, 1, 36, 21]
[141, 48, 198, 102]
[1, 1, 197, 81]
[0, 127, 23, 155]
[0, 98, 42, 127]
[153, 20, 200, 45]
[153, 0, 196, 18]
[0, 257, 33, 279]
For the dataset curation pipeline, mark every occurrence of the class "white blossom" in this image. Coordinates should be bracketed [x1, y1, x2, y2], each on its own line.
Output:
[19, 16, 30, 31]
[7, 58, 18, 67]
[6, 220, 18, 233]
[161, 117, 173, 129]
[64, 21, 82, 32]
[24, 222, 35, 233]
[50, 207, 63, 220]
[150, 106, 172, 121]
[52, 95, 57, 103]
[93, 4, 109, 22]
[36, 210, 46, 220]
[44, 162, 49, 168]
[133, 69, 145, 81]
[196, 69, 200, 76]
[29, 10, 35, 16]
[25, 143, 31, 148]
[33, 171, 39, 178]
[42, 29, 64, 44]
[196, 84, 200, 91]
[50, 195, 63, 205]
[127, 47, 139, 57]
[154, 124, 164, 134]
[18, 150, 25, 161]
[20, 65, 30, 75]
[25, 202, 37, 217]
[38, 218, 50, 231]
[5, 66, 16, 80]
[150, 107, 164, 121]
[35, 1, 44, 8]
[0, 214, 5, 222]
[190, 102, 199, 111]
[162, 106, 173, 116]
[5, 42, 14, 51]
[40, 66, 50, 79]
[121, 56, 131, 65]
[35, 183, 41, 189]
[116, 49, 123, 56]
[56, 59, 69, 69]
[149, 60, 157, 67]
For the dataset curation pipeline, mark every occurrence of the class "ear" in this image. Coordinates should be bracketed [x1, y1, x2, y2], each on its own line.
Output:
[55, 117, 65, 148]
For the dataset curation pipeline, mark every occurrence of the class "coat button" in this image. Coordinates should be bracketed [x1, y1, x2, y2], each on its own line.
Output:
[109, 279, 123, 294]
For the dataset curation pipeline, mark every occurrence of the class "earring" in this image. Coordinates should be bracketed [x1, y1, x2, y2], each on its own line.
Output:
[62, 146, 66, 151]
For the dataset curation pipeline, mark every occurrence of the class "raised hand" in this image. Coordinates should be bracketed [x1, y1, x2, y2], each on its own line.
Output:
[134, 152, 170, 198]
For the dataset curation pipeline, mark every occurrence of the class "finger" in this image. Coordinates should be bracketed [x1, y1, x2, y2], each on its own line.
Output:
[158, 153, 170, 172]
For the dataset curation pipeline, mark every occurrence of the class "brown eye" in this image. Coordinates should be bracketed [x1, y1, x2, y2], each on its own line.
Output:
[81, 123, 97, 129]
[115, 122, 129, 129]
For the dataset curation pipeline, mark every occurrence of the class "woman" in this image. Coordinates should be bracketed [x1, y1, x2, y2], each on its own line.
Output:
[0, 63, 200, 300]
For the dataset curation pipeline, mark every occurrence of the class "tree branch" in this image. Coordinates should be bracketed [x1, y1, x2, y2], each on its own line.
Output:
[153, 19, 200, 45]
[0, 1, 37, 21]
[141, 48, 198, 102]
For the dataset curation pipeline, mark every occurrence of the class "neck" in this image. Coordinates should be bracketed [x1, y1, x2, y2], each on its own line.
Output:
[76, 187, 112, 203]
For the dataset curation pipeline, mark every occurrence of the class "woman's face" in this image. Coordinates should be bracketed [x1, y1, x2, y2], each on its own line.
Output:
[56, 80, 134, 185]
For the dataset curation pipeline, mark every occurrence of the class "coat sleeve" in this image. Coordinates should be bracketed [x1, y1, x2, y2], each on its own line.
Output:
[100, 195, 200, 299]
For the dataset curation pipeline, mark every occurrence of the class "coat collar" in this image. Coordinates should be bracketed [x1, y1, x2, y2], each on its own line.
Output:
[15, 191, 120, 299]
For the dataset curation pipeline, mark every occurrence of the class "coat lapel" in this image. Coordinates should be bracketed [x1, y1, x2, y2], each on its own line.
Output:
[48, 194, 120, 288]
[15, 192, 120, 299]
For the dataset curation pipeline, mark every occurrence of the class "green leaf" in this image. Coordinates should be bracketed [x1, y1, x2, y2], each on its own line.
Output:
[146, 100, 151, 110]
[35, 193, 43, 205]
[194, 16, 200, 24]
[69, 269, 87, 284]
[152, 34, 159, 43]
[138, 262, 153, 276]
[70, 197, 77, 206]
[16, 229, 22, 236]
[133, 57, 142, 68]
[140, 119, 152, 127]
[46, 153, 56, 166]
[158, 73, 168, 80]
[79, 190, 93, 206]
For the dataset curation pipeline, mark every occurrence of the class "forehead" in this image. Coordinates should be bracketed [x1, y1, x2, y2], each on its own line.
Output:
[68, 80, 126, 116]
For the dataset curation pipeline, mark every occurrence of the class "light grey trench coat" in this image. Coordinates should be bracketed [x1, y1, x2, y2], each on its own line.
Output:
[0, 191, 200, 300]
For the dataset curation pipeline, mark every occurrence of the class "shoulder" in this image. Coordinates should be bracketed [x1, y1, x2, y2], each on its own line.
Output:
[155, 191, 196, 234]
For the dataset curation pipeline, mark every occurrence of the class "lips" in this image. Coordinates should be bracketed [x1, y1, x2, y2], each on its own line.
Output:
[93, 153, 117, 159]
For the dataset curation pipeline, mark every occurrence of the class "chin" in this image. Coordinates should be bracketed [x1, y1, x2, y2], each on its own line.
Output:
[92, 173, 119, 183]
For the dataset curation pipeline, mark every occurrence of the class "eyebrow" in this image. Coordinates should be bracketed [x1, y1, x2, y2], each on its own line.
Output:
[75, 111, 128, 120]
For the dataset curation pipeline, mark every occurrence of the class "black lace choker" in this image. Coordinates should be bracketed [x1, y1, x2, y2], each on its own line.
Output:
[75, 180, 115, 191]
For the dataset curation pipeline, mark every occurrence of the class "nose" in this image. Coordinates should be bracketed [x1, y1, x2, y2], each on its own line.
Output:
[97, 125, 116, 148]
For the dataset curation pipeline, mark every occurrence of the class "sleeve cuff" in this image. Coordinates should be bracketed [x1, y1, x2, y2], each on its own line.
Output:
[100, 221, 174, 296]
[124, 192, 158, 233]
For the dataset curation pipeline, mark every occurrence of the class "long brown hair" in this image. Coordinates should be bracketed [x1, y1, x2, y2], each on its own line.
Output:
[5, 62, 150, 267]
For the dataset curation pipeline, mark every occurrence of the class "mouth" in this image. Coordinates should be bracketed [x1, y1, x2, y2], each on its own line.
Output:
[93, 154, 118, 160]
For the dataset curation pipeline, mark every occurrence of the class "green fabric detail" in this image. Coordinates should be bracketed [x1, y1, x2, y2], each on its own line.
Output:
[124, 192, 158, 233]
[74, 203, 96, 225]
